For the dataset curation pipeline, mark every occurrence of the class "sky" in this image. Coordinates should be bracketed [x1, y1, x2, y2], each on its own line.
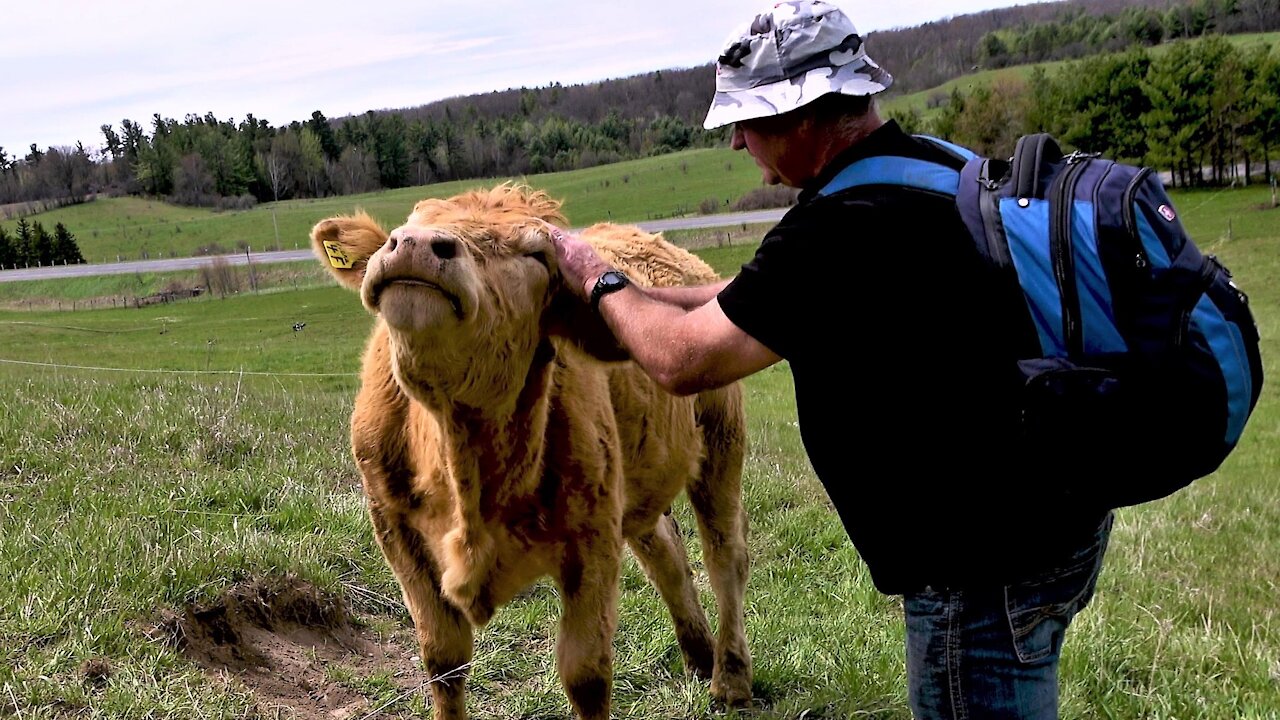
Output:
[1, 0, 1056, 156]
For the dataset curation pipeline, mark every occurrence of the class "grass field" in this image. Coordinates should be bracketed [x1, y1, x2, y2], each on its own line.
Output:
[0, 149, 766, 268]
[1, 175, 1278, 718]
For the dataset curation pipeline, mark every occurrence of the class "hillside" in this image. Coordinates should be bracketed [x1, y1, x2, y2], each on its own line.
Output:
[881, 30, 1280, 122]
[4, 0, 1278, 219]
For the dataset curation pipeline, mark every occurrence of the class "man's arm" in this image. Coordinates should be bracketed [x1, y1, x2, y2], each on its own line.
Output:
[597, 287, 780, 395]
[549, 226, 780, 395]
[642, 279, 734, 311]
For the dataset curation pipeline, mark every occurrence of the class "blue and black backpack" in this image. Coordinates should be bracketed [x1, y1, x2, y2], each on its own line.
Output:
[819, 133, 1264, 509]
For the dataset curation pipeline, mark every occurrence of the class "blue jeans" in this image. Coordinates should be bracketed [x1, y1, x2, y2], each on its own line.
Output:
[902, 513, 1112, 719]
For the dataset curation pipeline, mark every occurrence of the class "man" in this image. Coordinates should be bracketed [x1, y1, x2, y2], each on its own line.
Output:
[550, 3, 1112, 718]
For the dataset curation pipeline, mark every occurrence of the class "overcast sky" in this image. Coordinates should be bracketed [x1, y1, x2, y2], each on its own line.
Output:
[1, 0, 1055, 156]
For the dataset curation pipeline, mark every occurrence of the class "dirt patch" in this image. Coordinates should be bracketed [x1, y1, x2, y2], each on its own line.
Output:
[147, 575, 423, 719]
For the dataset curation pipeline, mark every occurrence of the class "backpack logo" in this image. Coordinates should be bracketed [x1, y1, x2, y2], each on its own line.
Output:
[1158, 204, 1177, 222]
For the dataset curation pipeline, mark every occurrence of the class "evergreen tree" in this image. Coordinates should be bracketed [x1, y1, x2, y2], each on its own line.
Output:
[1246, 46, 1280, 181]
[0, 226, 14, 269]
[30, 221, 54, 266]
[1057, 48, 1153, 161]
[371, 113, 411, 188]
[51, 222, 85, 265]
[14, 218, 33, 266]
[307, 110, 341, 161]
[1143, 40, 1212, 185]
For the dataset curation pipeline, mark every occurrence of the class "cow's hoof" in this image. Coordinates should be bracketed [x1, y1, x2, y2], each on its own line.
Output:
[710, 677, 753, 709]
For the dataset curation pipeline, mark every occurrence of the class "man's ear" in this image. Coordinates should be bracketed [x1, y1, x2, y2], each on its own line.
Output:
[310, 211, 389, 291]
[545, 281, 631, 363]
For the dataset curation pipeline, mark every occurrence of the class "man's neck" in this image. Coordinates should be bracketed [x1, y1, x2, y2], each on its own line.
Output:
[806, 111, 886, 184]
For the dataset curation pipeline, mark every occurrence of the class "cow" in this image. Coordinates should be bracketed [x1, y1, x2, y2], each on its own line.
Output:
[309, 183, 751, 719]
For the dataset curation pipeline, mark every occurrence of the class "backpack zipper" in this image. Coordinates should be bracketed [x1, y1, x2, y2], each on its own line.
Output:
[1050, 156, 1091, 358]
[1122, 168, 1154, 270]
[978, 160, 1012, 267]
[1176, 256, 1220, 349]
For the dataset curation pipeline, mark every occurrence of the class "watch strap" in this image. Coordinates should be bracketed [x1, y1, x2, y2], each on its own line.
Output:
[590, 270, 630, 309]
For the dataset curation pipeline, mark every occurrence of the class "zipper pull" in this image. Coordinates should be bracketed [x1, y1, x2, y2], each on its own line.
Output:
[1064, 150, 1101, 164]
[1207, 254, 1232, 278]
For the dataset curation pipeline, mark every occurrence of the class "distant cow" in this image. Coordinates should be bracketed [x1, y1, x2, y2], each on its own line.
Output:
[292, 322, 306, 332]
[309, 184, 751, 719]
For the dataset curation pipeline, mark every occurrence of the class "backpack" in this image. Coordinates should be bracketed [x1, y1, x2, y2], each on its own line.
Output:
[818, 133, 1264, 509]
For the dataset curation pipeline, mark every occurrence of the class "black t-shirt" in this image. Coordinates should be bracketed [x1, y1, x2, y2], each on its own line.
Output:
[717, 121, 1105, 594]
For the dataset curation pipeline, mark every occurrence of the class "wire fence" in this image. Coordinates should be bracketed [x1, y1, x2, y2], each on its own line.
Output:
[0, 357, 358, 378]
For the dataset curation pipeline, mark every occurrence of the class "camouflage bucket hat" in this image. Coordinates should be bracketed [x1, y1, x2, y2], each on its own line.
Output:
[703, 1, 893, 130]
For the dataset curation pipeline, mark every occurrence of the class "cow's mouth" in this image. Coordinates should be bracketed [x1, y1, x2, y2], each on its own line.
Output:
[374, 276, 464, 319]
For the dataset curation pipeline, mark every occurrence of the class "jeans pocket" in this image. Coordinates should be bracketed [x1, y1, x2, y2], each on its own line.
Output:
[1004, 518, 1111, 663]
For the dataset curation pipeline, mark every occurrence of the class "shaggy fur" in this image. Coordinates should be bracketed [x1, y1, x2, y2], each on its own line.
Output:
[310, 184, 751, 719]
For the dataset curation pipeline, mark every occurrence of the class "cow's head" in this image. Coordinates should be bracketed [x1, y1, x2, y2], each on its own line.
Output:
[311, 184, 620, 409]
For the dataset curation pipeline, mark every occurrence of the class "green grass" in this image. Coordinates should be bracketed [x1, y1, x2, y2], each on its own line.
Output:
[1, 180, 1278, 717]
[0, 222, 772, 311]
[1, 148, 766, 266]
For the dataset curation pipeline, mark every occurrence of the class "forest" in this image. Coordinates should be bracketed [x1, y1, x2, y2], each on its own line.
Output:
[897, 34, 1280, 187]
[0, 0, 1277, 214]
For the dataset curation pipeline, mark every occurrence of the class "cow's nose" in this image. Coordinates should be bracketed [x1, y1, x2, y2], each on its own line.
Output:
[429, 237, 457, 260]
[385, 230, 457, 261]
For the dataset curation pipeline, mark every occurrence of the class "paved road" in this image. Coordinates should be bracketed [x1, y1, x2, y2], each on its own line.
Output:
[0, 209, 788, 283]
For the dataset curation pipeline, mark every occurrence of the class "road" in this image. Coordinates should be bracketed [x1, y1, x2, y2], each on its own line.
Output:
[0, 209, 788, 283]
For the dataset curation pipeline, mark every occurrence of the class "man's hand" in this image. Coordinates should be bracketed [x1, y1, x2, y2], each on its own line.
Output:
[546, 224, 613, 301]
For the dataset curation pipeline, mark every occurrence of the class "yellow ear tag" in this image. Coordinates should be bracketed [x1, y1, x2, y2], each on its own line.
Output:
[323, 241, 355, 269]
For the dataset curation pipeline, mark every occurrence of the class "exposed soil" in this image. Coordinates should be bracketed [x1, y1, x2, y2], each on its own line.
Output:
[147, 576, 423, 719]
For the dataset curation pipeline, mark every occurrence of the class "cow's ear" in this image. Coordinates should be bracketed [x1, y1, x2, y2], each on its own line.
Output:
[545, 283, 630, 363]
[310, 211, 388, 291]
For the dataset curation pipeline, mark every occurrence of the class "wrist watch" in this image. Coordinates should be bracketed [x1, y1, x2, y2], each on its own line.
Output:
[590, 270, 630, 309]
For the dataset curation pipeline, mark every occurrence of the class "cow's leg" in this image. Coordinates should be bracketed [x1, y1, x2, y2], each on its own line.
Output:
[687, 389, 753, 706]
[626, 513, 716, 678]
[372, 507, 474, 720]
[556, 537, 621, 720]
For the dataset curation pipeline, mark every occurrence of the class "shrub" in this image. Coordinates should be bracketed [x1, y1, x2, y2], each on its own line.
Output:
[199, 256, 241, 299]
[731, 186, 800, 211]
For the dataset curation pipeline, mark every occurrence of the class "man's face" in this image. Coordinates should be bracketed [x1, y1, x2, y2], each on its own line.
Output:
[730, 115, 812, 188]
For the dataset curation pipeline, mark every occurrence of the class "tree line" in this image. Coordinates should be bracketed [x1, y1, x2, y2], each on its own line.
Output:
[977, 0, 1279, 68]
[0, 219, 86, 270]
[0, 67, 720, 212]
[0, 0, 1277, 214]
[869, 0, 1279, 94]
[893, 35, 1280, 187]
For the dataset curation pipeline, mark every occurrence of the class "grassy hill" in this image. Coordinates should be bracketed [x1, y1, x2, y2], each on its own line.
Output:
[881, 31, 1280, 123]
[2, 30, 1276, 274]
[1, 148, 765, 267]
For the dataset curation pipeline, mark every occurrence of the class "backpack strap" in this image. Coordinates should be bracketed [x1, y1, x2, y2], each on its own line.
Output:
[1011, 134, 1063, 200]
[815, 135, 975, 198]
[817, 156, 964, 198]
[957, 156, 1014, 268]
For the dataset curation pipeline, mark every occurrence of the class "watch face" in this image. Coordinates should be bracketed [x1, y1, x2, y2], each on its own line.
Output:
[602, 272, 625, 287]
